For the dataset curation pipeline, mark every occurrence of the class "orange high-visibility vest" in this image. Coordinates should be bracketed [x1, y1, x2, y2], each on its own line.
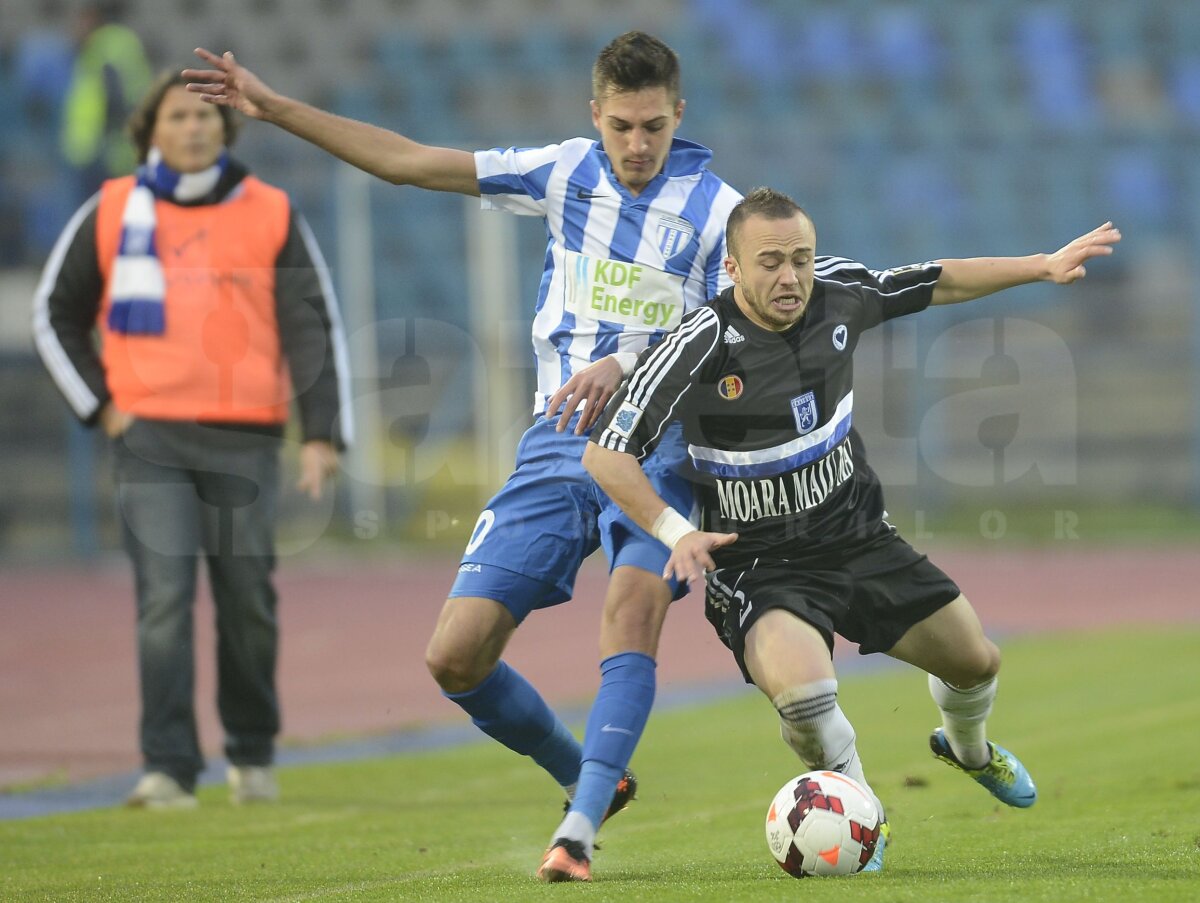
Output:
[94, 174, 293, 424]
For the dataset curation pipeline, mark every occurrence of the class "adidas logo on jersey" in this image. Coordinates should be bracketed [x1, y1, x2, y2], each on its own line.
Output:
[723, 325, 745, 344]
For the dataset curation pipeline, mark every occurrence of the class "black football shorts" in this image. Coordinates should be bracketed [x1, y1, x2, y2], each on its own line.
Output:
[704, 534, 962, 683]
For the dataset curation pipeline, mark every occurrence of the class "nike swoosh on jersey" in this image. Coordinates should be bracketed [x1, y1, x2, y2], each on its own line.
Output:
[576, 189, 611, 199]
[600, 724, 635, 735]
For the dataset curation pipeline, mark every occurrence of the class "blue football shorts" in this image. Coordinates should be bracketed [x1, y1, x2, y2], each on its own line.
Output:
[449, 413, 694, 623]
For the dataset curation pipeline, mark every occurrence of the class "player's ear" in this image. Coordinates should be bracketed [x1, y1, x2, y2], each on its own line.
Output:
[724, 255, 740, 283]
[674, 98, 685, 125]
[590, 99, 602, 130]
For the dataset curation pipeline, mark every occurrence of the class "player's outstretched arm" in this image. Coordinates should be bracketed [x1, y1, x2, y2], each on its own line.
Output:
[931, 221, 1121, 306]
[582, 443, 736, 586]
[182, 49, 478, 195]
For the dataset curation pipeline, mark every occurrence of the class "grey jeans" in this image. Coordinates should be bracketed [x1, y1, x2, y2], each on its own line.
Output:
[113, 419, 281, 791]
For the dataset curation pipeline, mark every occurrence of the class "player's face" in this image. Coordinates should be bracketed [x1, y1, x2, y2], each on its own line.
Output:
[591, 87, 684, 196]
[151, 86, 226, 173]
[726, 213, 816, 332]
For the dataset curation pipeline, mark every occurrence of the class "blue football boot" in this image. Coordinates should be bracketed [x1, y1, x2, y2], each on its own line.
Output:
[929, 728, 1037, 808]
[859, 819, 890, 873]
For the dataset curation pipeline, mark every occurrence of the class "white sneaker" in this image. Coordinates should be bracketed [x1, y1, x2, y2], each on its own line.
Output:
[126, 772, 198, 810]
[227, 764, 279, 804]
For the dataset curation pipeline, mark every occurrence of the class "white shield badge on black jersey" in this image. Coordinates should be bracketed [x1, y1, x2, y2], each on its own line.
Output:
[609, 401, 644, 438]
[791, 391, 818, 435]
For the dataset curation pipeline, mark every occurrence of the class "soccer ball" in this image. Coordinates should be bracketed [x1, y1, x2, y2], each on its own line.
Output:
[764, 770, 881, 877]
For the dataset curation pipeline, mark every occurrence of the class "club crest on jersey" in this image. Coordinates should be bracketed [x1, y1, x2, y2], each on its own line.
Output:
[609, 401, 644, 438]
[656, 213, 695, 260]
[791, 391, 818, 435]
[718, 374, 744, 400]
[832, 324, 848, 351]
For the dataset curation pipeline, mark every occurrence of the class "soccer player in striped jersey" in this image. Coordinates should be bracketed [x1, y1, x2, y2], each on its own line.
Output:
[585, 188, 1120, 873]
[184, 33, 741, 876]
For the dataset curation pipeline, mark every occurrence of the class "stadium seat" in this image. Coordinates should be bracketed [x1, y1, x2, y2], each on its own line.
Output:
[1011, 5, 1100, 137]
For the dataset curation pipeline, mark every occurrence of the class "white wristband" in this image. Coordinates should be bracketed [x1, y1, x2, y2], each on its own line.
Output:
[651, 507, 697, 550]
[611, 352, 638, 378]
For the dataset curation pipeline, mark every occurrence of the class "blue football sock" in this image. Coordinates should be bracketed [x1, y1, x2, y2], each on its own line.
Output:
[571, 651, 656, 829]
[445, 661, 581, 787]
[572, 761, 623, 830]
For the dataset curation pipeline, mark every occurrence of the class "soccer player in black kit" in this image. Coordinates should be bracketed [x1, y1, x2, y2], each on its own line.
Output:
[584, 187, 1120, 871]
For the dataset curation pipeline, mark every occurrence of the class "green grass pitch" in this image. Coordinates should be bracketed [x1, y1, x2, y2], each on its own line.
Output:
[3, 627, 1197, 901]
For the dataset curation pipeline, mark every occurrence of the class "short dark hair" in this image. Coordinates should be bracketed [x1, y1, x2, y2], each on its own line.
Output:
[726, 187, 813, 260]
[127, 70, 239, 164]
[592, 31, 681, 102]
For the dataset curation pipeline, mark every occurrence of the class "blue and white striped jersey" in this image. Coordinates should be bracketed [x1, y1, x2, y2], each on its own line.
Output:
[475, 136, 742, 414]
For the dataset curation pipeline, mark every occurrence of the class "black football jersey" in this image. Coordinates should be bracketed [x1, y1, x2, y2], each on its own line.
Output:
[592, 257, 942, 568]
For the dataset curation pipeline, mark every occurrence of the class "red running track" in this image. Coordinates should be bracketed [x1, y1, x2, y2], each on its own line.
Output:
[1, 546, 1195, 789]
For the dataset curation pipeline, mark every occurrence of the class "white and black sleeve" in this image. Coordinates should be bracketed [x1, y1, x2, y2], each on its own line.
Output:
[591, 307, 722, 460]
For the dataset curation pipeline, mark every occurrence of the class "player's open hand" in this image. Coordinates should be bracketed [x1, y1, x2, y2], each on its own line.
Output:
[1045, 221, 1121, 284]
[545, 355, 624, 434]
[664, 530, 739, 588]
[182, 49, 276, 120]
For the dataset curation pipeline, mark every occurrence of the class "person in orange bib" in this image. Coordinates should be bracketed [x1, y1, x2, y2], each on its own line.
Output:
[33, 71, 351, 809]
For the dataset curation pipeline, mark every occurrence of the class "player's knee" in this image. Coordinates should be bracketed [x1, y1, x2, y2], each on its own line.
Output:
[943, 642, 1000, 688]
[425, 640, 488, 694]
[603, 593, 659, 631]
[601, 581, 670, 655]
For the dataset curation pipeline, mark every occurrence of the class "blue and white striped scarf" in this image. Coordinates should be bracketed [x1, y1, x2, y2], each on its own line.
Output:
[107, 146, 229, 335]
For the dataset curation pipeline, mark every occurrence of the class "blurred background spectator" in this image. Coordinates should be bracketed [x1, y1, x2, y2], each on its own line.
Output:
[59, 1, 152, 202]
